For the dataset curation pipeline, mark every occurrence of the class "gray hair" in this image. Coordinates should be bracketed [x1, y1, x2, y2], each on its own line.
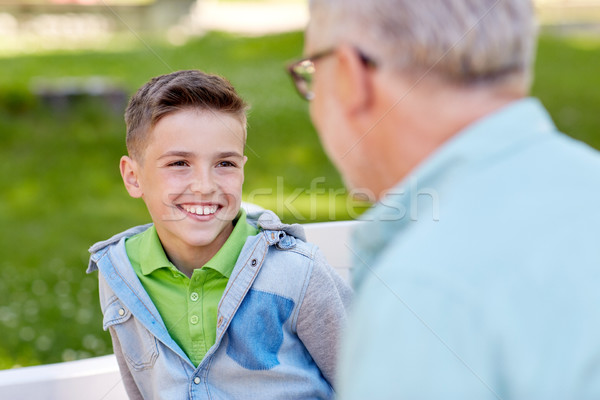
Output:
[308, 0, 537, 89]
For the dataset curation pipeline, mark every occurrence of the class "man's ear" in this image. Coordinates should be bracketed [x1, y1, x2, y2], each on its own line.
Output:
[120, 156, 143, 198]
[333, 44, 374, 115]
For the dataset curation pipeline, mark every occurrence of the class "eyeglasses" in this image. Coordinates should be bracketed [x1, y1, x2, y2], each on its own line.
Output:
[286, 48, 376, 101]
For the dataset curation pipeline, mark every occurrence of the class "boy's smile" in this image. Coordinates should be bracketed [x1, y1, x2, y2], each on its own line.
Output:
[120, 109, 247, 275]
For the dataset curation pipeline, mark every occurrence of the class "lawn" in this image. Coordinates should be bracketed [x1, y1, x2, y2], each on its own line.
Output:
[0, 30, 599, 369]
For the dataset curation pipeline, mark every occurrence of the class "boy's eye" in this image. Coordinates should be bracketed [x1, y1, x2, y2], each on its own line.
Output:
[168, 160, 189, 167]
[217, 161, 236, 168]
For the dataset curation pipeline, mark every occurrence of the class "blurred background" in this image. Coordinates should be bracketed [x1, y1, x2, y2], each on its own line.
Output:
[0, 0, 599, 369]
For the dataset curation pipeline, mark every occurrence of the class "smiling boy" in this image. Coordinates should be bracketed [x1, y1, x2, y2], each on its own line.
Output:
[87, 70, 351, 399]
[121, 108, 246, 278]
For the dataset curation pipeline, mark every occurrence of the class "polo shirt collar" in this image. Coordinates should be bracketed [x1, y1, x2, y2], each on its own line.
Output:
[139, 225, 177, 276]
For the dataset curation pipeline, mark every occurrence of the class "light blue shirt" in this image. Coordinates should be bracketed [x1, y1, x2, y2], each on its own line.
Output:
[339, 98, 600, 399]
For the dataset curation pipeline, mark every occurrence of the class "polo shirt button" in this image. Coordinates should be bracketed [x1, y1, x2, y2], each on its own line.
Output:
[190, 315, 199, 324]
[194, 377, 200, 385]
[190, 292, 199, 302]
[118, 308, 125, 316]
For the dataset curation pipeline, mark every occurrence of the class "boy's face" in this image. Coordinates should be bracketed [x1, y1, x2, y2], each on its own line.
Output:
[121, 109, 247, 261]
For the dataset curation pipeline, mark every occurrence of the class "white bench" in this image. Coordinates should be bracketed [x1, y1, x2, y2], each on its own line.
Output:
[0, 219, 360, 400]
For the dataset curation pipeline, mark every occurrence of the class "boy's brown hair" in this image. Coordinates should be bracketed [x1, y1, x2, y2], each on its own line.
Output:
[125, 70, 248, 161]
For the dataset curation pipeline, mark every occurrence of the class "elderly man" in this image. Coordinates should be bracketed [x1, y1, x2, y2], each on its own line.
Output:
[287, 0, 600, 398]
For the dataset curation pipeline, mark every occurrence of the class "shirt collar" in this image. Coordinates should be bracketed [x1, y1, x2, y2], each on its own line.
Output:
[139, 225, 177, 276]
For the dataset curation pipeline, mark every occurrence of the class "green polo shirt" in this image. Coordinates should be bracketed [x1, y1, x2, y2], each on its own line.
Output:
[125, 210, 258, 367]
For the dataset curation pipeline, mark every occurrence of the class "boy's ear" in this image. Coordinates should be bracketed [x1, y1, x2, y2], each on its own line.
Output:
[120, 156, 143, 198]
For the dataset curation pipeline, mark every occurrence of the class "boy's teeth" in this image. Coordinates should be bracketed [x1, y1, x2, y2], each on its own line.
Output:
[183, 205, 217, 215]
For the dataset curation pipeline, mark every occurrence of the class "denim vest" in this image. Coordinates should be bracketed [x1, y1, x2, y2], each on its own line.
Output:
[87, 211, 335, 399]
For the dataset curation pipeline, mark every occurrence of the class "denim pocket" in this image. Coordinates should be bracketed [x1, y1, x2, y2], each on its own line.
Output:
[226, 289, 294, 370]
[103, 298, 158, 371]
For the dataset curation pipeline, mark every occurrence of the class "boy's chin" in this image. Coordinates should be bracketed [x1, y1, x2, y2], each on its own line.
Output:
[183, 218, 236, 239]
[185, 230, 233, 249]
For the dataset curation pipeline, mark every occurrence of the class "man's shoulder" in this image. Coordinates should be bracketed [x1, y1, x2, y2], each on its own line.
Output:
[546, 131, 600, 173]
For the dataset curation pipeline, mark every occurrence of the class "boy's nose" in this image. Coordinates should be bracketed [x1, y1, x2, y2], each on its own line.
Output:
[189, 170, 217, 194]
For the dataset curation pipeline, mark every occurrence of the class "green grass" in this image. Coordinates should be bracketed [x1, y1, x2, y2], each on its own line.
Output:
[0, 30, 599, 369]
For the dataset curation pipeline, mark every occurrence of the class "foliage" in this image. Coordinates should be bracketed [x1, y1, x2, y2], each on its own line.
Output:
[0, 31, 599, 368]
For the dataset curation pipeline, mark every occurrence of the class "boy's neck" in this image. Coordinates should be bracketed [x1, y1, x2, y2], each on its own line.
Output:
[161, 222, 235, 278]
